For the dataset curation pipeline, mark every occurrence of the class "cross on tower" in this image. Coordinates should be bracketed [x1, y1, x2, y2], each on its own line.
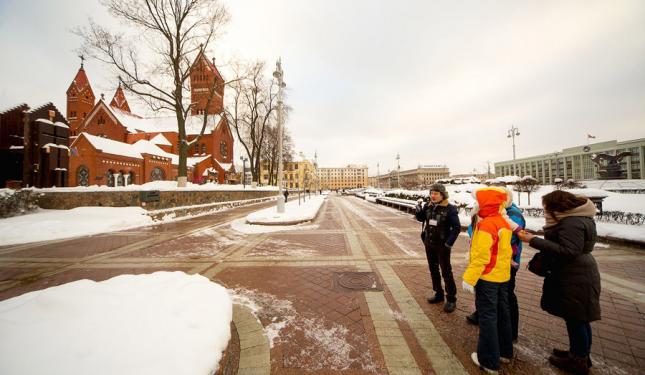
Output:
[79, 54, 85, 68]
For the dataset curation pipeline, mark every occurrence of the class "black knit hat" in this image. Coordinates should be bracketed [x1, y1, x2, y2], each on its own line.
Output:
[429, 183, 449, 199]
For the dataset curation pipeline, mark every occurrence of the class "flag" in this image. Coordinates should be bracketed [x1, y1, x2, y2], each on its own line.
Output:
[587, 134, 596, 139]
[71, 147, 79, 156]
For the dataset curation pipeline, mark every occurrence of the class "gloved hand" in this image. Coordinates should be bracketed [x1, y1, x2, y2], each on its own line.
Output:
[462, 281, 475, 294]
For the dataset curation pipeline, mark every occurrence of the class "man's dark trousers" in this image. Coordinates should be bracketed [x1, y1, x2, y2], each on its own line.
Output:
[424, 241, 456, 302]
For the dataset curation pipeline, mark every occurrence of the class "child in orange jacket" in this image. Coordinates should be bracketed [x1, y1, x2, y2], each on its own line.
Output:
[462, 187, 514, 373]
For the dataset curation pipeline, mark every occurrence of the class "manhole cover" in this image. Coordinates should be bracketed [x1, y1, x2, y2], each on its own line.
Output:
[333, 272, 383, 292]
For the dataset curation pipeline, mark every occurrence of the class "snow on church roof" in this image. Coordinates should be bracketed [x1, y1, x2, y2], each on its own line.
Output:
[110, 107, 221, 135]
[214, 159, 232, 171]
[82, 133, 143, 160]
[150, 133, 172, 146]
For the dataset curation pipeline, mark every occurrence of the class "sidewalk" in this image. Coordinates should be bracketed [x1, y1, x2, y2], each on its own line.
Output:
[0, 195, 643, 374]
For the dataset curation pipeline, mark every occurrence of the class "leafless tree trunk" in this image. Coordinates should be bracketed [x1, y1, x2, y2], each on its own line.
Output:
[224, 60, 280, 183]
[75, 0, 229, 186]
[261, 123, 294, 186]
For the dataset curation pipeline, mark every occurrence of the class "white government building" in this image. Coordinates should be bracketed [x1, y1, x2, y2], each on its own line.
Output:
[495, 138, 645, 184]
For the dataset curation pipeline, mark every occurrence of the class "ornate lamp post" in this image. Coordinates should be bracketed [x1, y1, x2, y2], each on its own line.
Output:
[507, 125, 520, 176]
[273, 58, 287, 213]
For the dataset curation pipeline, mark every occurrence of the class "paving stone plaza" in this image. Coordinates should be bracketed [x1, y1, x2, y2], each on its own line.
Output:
[0, 195, 643, 374]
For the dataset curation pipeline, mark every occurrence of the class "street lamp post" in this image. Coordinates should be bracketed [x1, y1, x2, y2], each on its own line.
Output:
[396, 153, 401, 189]
[552, 152, 561, 183]
[376, 163, 380, 188]
[507, 125, 520, 176]
[273, 58, 286, 213]
[314, 150, 319, 195]
[240, 156, 248, 188]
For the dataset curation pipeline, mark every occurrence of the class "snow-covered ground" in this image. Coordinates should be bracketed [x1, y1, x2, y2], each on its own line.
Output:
[26, 180, 279, 193]
[246, 195, 326, 225]
[0, 207, 154, 246]
[0, 272, 232, 375]
[387, 184, 645, 214]
[0, 199, 258, 246]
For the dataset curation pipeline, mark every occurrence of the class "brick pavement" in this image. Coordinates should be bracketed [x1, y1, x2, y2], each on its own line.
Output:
[0, 195, 643, 374]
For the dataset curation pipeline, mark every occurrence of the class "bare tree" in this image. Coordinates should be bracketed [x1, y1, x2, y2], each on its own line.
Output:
[224, 60, 281, 183]
[75, 0, 229, 186]
[261, 124, 294, 186]
[515, 176, 541, 206]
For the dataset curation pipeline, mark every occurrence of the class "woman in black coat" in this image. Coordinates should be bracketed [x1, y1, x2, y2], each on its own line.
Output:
[518, 190, 600, 375]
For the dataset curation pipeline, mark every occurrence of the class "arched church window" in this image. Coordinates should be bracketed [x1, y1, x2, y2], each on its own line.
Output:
[77, 165, 89, 186]
[220, 142, 228, 158]
[201, 144, 206, 154]
[117, 172, 125, 186]
[151, 167, 165, 181]
[106, 170, 115, 187]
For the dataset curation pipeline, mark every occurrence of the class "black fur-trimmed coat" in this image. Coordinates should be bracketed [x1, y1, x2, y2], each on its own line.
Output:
[529, 216, 601, 322]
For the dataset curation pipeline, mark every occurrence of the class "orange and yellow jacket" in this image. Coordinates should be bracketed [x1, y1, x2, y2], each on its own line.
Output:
[463, 187, 513, 286]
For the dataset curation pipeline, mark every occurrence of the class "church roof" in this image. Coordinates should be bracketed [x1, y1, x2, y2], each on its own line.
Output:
[68, 66, 93, 94]
[110, 106, 222, 135]
[79, 132, 144, 160]
[150, 133, 172, 146]
[192, 50, 223, 80]
[75, 132, 207, 167]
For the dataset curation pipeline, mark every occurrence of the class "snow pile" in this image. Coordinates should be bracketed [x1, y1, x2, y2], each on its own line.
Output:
[231, 218, 319, 234]
[246, 195, 326, 225]
[0, 272, 232, 375]
[523, 217, 645, 242]
[486, 175, 521, 184]
[0, 207, 154, 246]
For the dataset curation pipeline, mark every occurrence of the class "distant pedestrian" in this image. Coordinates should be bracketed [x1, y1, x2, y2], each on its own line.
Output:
[463, 186, 514, 374]
[466, 189, 526, 344]
[283, 189, 289, 202]
[414, 183, 460, 313]
[518, 190, 600, 375]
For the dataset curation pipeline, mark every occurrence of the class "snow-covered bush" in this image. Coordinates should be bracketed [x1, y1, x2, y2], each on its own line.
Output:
[520, 206, 644, 226]
[555, 179, 586, 190]
[0, 189, 40, 218]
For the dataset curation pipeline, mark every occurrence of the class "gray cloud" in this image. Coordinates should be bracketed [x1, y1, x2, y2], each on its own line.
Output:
[1, 0, 643, 176]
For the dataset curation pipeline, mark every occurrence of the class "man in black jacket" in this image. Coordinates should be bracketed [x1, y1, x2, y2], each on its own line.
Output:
[415, 183, 461, 313]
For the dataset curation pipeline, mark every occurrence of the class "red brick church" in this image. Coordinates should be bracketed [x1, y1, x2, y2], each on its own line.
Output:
[68, 52, 236, 187]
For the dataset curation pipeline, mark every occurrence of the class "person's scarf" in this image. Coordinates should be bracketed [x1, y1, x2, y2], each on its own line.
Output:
[544, 198, 596, 229]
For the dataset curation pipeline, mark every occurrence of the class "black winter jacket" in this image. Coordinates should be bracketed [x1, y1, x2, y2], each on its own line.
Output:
[414, 200, 461, 247]
[529, 216, 601, 322]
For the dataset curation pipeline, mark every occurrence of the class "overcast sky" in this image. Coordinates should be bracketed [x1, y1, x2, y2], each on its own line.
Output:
[1, 0, 644, 175]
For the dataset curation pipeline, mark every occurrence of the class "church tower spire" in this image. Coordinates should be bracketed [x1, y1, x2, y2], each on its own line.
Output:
[189, 49, 224, 116]
[109, 83, 131, 113]
[66, 55, 96, 136]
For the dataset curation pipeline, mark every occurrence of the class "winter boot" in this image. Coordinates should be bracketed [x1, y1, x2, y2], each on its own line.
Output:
[427, 294, 444, 304]
[470, 352, 498, 374]
[466, 310, 479, 325]
[443, 301, 456, 313]
[549, 354, 590, 375]
[552, 349, 592, 368]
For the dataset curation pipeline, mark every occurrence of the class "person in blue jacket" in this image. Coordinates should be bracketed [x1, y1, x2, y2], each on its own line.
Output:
[466, 190, 526, 343]
[415, 183, 461, 313]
